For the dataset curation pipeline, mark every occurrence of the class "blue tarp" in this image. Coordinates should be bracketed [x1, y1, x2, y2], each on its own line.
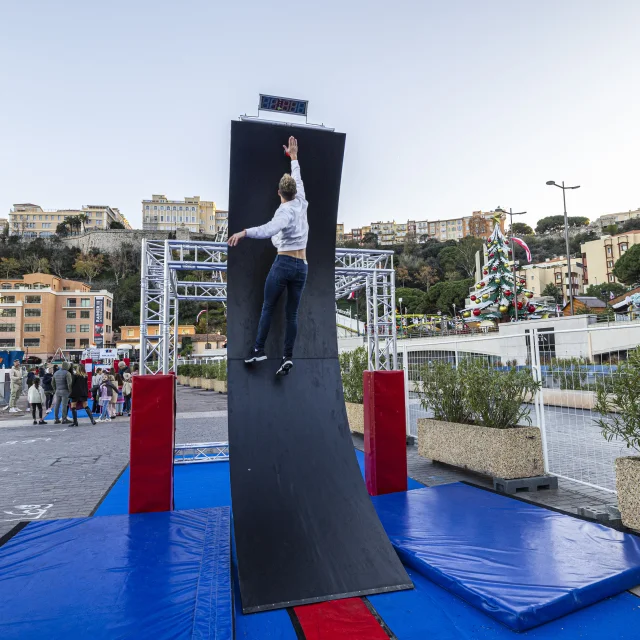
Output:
[373, 483, 640, 632]
[0, 508, 232, 640]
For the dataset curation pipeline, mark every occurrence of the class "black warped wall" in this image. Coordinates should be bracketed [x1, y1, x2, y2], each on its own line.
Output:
[227, 119, 412, 613]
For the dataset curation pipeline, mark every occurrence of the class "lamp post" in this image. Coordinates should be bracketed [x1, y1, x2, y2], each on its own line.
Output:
[496, 207, 527, 320]
[398, 297, 403, 337]
[546, 181, 581, 315]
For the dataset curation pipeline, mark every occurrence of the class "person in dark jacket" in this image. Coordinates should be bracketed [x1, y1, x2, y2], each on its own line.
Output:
[69, 368, 96, 426]
[26, 368, 36, 388]
[42, 368, 54, 411]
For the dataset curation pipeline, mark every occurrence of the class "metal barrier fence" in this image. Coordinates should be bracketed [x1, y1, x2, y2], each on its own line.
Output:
[394, 323, 640, 494]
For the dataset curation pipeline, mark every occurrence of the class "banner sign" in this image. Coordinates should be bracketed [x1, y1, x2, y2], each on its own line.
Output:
[94, 297, 104, 348]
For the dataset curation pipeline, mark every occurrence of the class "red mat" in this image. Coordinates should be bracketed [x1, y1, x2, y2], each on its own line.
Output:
[294, 598, 388, 639]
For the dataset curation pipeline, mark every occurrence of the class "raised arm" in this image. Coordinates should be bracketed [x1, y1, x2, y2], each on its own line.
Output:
[284, 136, 305, 199]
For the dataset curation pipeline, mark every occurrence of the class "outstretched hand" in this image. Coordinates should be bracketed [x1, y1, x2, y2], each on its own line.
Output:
[228, 230, 246, 247]
[283, 136, 298, 160]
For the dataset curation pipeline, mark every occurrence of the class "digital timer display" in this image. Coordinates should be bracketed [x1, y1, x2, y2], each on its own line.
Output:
[259, 94, 308, 116]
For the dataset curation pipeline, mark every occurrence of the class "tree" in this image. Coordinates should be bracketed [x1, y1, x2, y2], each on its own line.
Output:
[511, 222, 534, 236]
[56, 221, 70, 237]
[73, 252, 104, 283]
[78, 214, 89, 233]
[585, 282, 627, 302]
[424, 279, 474, 314]
[395, 287, 428, 314]
[603, 224, 619, 236]
[542, 283, 564, 304]
[109, 221, 125, 230]
[620, 218, 640, 232]
[462, 216, 553, 322]
[21, 255, 50, 274]
[395, 267, 409, 287]
[613, 245, 640, 285]
[108, 242, 139, 286]
[362, 232, 379, 248]
[536, 215, 589, 234]
[468, 216, 489, 238]
[438, 236, 483, 279]
[416, 265, 438, 291]
[0, 257, 21, 278]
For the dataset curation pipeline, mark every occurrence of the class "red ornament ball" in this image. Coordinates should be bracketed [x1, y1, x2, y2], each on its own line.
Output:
[489, 253, 495, 258]
[504, 289, 512, 297]
[517, 301, 523, 310]
[470, 295, 477, 301]
[480, 281, 485, 287]
[527, 304, 535, 313]
[520, 279, 526, 285]
[491, 266, 497, 271]
[473, 308, 481, 317]
[483, 270, 488, 275]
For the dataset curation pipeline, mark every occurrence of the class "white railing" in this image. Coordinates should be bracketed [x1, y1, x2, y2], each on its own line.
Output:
[393, 323, 640, 493]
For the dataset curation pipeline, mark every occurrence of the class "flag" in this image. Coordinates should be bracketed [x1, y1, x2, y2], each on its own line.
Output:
[610, 290, 615, 300]
[512, 237, 532, 263]
[196, 309, 207, 323]
[348, 291, 356, 300]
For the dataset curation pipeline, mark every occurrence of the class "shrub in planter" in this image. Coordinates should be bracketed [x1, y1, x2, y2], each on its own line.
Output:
[339, 346, 367, 433]
[594, 347, 640, 530]
[416, 360, 544, 479]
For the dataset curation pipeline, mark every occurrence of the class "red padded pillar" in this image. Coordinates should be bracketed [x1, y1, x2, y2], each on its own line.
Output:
[129, 374, 176, 514]
[363, 370, 407, 496]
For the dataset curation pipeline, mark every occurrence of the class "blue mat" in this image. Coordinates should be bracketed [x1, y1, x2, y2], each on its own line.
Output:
[0, 508, 232, 640]
[370, 565, 640, 639]
[373, 484, 640, 631]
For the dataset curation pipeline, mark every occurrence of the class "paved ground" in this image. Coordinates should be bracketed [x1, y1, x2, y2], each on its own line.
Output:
[0, 382, 626, 542]
[0, 384, 228, 539]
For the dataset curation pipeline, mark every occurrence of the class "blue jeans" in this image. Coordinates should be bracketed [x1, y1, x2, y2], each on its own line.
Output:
[255, 255, 308, 358]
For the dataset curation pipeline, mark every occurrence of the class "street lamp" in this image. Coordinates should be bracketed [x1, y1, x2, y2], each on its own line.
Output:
[496, 207, 527, 320]
[546, 181, 581, 315]
[398, 297, 403, 337]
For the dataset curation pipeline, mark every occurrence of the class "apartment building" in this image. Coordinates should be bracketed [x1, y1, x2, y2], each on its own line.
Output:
[592, 208, 640, 231]
[0, 273, 114, 359]
[117, 324, 196, 352]
[581, 230, 640, 286]
[336, 223, 344, 244]
[9, 203, 131, 238]
[517, 256, 584, 300]
[142, 195, 228, 235]
[343, 210, 503, 246]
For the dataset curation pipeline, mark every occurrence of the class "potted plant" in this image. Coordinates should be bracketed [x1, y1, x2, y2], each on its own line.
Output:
[594, 347, 640, 531]
[417, 359, 544, 479]
[339, 346, 367, 434]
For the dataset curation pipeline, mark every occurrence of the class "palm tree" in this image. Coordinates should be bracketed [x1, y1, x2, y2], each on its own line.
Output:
[77, 214, 89, 234]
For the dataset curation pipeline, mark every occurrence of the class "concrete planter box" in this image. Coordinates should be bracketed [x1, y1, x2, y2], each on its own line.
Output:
[616, 456, 640, 531]
[189, 377, 203, 388]
[418, 418, 544, 479]
[212, 380, 227, 393]
[177, 375, 187, 386]
[345, 402, 364, 434]
[201, 378, 214, 390]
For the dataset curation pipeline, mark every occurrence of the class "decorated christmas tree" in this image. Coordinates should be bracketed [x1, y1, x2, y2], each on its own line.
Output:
[462, 214, 553, 322]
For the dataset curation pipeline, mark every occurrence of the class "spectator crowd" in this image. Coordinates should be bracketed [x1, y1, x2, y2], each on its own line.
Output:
[3, 358, 137, 427]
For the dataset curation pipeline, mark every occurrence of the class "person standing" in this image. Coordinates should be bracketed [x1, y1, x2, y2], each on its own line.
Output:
[98, 375, 117, 422]
[5, 360, 25, 413]
[69, 367, 96, 426]
[28, 378, 47, 425]
[91, 368, 104, 414]
[122, 371, 132, 416]
[42, 367, 54, 411]
[52, 362, 73, 424]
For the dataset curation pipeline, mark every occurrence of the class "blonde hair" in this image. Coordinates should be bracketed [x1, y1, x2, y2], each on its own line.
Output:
[76, 367, 87, 378]
[278, 174, 297, 201]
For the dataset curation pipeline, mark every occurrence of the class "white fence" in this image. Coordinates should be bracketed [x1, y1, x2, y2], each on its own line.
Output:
[395, 322, 640, 494]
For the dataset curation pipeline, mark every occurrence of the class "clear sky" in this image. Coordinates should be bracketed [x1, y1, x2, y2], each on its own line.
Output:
[2, 0, 639, 232]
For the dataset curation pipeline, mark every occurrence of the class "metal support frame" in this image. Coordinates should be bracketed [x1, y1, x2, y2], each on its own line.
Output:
[140, 241, 397, 373]
[174, 442, 230, 464]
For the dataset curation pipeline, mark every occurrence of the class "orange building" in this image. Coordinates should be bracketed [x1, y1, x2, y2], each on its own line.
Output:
[117, 324, 196, 352]
[0, 273, 114, 359]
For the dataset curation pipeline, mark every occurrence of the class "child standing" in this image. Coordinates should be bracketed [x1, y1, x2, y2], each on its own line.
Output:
[98, 377, 113, 422]
[28, 378, 47, 425]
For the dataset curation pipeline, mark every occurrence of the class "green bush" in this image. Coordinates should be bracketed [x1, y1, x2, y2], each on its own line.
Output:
[339, 346, 368, 404]
[594, 347, 640, 453]
[417, 360, 540, 429]
[417, 360, 474, 425]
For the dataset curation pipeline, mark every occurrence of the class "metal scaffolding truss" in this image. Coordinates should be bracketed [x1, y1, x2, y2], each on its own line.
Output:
[174, 442, 230, 464]
[140, 240, 397, 373]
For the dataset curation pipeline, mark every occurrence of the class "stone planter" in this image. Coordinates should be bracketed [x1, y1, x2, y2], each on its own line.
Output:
[616, 456, 640, 531]
[177, 375, 187, 386]
[212, 380, 228, 393]
[418, 418, 544, 479]
[345, 402, 364, 434]
[201, 378, 214, 390]
[189, 377, 203, 388]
